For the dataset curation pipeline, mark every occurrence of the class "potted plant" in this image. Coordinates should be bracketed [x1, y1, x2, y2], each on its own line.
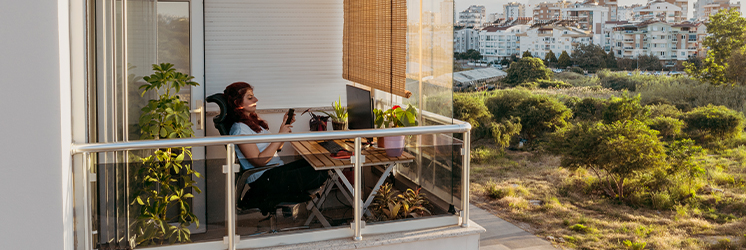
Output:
[322, 97, 348, 130]
[129, 63, 202, 248]
[373, 104, 418, 157]
[369, 183, 431, 221]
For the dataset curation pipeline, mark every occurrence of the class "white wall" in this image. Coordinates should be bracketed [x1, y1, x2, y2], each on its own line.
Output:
[0, 0, 74, 249]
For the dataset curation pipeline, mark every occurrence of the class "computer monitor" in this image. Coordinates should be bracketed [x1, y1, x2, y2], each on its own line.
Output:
[346, 85, 374, 130]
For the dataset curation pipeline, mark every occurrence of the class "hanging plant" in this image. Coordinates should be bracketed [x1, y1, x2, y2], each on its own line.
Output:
[129, 63, 202, 247]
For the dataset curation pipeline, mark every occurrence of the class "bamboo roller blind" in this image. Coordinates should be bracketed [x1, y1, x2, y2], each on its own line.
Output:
[343, 0, 407, 97]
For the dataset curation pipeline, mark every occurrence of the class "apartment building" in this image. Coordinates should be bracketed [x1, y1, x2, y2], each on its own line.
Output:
[609, 20, 707, 66]
[458, 5, 487, 27]
[561, 2, 609, 44]
[518, 21, 593, 58]
[504, 2, 527, 19]
[634, 0, 685, 22]
[487, 13, 504, 23]
[455, 28, 481, 53]
[617, 5, 640, 21]
[478, 18, 533, 61]
[694, 0, 741, 21]
[533, 1, 572, 22]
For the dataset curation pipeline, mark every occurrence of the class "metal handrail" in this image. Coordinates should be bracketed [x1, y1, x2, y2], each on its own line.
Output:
[71, 124, 470, 154]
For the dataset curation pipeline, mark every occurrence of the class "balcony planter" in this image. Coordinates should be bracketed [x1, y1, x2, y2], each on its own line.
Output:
[332, 121, 347, 131]
[383, 135, 405, 157]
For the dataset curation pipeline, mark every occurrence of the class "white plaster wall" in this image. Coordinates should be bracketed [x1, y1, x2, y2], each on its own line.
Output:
[0, 1, 73, 249]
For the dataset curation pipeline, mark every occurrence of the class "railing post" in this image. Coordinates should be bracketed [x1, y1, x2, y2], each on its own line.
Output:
[74, 152, 92, 250]
[461, 131, 470, 228]
[225, 144, 237, 250]
[353, 137, 362, 241]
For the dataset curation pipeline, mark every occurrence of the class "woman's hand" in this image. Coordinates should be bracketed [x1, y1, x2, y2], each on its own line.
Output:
[280, 110, 295, 133]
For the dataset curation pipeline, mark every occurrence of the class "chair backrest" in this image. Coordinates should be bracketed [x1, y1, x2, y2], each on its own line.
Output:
[206, 93, 231, 136]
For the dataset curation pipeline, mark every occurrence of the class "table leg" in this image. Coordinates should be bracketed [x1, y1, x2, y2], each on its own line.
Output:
[304, 173, 336, 227]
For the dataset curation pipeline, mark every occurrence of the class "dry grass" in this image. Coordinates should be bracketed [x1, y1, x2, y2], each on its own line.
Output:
[470, 148, 746, 250]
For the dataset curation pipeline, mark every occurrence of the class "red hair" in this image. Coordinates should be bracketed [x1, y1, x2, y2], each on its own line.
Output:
[223, 82, 268, 133]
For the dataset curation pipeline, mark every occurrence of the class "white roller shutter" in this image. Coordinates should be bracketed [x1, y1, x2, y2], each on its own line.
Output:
[205, 0, 347, 109]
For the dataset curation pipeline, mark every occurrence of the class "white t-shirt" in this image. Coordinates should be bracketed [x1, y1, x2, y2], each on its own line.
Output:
[230, 122, 284, 183]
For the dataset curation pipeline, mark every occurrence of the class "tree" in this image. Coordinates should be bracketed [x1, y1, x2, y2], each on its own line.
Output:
[558, 50, 572, 68]
[726, 49, 746, 85]
[545, 50, 558, 67]
[500, 57, 511, 65]
[465, 49, 483, 62]
[685, 8, 746, 85]
[683, 104, 746, 141]
[605, 51, 617, 69]
[637, 54, 663, 71]
[617, 58, 636, 70]
[510, 54, 519, 62]
[549, 120, 666, 199]
[571, 43, 607, 72]
[522, 50, 533, 58]
[603, 93, 650, 123]
[503, 57, 552, 85]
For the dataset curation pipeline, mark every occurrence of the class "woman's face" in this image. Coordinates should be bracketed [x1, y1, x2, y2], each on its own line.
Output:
[240, 89, 258, 113]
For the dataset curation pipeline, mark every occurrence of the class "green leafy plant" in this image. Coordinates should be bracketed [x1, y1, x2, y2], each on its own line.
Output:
[370, 183, 431, 221]
[130, 63, 201, 247]
[373, 104, 418, 128]
[623, 239, 647, 250]
[321, 96, 348, 123]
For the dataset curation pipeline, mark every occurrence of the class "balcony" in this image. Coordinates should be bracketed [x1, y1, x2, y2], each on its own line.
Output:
[73, 111, 475, 250]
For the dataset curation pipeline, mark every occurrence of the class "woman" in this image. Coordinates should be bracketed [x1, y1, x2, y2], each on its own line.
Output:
[223, 82, 328, 213]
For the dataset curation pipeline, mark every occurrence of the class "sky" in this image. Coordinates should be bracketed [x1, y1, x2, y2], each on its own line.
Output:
[454, 0, 697, 20]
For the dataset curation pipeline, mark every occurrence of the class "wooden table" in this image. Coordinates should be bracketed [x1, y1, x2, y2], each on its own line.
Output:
[290, 139, 414, 227]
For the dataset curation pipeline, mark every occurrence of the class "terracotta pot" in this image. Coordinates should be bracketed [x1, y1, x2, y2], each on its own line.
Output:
[376, 137, 385, 148]
[332, 121, 347, 130]
[382, 135, 405, 157]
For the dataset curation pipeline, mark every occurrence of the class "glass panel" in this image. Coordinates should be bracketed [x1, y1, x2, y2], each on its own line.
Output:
[93, 150, 221, 248]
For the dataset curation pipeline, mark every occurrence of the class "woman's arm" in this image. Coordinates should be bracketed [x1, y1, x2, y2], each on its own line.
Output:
[236, 111, 295, 167]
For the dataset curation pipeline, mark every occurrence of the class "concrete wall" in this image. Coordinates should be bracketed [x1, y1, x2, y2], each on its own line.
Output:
[0, 1, 75, 249]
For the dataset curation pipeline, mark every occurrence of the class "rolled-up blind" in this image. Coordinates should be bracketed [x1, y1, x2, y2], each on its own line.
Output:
[343, 0, 407, 97]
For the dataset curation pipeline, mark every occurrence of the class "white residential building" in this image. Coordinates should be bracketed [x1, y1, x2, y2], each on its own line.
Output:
[533, 0, 573, 22]
[478, 18, 533, 61]
[518, 21, 593, 59]
[459, 5, 487, 27]
[616, 5, 637, 21]
[694, 0, 741, 21]
[609, 20, 707, 67]
[634, 0, 685, 22]
[561, 3, 609, 44]
[504, 2, 527, 19]
[455, 28, 481, 53]
[487, 12, 505, 23]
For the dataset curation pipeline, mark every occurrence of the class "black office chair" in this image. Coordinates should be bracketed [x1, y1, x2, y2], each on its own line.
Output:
[206, 93, 322, 233]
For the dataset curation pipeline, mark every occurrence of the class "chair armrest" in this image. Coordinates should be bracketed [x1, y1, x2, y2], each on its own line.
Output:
[235, 166, 274, 202]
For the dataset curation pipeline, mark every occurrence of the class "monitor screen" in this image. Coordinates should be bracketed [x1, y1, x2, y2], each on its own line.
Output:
[346, 85, 374, 130]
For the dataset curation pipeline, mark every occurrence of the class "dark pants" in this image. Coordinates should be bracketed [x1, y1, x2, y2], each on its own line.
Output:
[239, 159, 328, 213]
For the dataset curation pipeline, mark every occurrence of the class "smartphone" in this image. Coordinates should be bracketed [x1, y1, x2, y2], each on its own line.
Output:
[285, 108, 295, 125]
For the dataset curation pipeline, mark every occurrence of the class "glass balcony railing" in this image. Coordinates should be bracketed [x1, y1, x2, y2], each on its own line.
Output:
[71, 113, 472, 250]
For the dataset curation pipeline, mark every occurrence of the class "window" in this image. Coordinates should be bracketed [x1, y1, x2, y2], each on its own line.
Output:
[661, 51, 665, 56]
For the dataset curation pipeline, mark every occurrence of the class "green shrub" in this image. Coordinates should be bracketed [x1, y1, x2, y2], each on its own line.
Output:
[504, 57, 552, 85]
[471, 146, 498, 163]
[553, 71, 601, 87]
[569, 224, 595, 233]
[683, 104, 746, 141]
[485, 90, 572, 143]
[598, 70, 643, 91]
[572, 97, 609, 121]
[651, 191, 674, 210]
[536, 79, 572, 89]
[623, 240, 647, 250]
[648, 104, 683, 119]
[603, 93, 650, 123]
[454, 93, 493, 140]
[549, 120, 666, 199]
[647, 116, 684, 140]
[569, 66, 584, 75]
[490, 117, 522, 149]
